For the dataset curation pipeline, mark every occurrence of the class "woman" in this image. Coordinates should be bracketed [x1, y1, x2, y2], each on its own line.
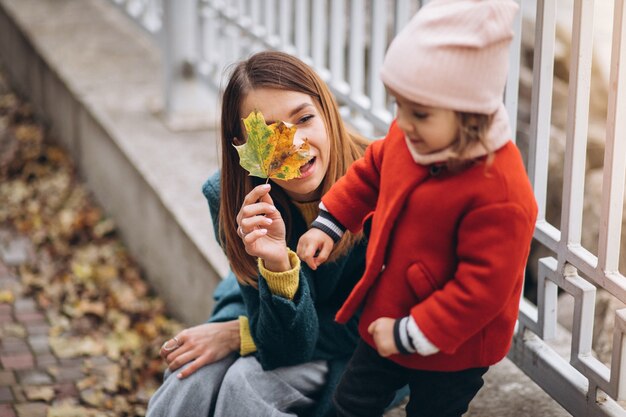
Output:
[147, 51, 405, 417]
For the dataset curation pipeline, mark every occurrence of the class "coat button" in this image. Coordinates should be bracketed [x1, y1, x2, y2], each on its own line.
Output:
[381, 264, 386, 272]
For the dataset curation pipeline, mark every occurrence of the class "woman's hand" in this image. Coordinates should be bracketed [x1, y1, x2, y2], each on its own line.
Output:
[297, 228, 334, 270]
[367, 317, 399, 357]
[160, 320, 240, 379]
[236, 184, 290, 272]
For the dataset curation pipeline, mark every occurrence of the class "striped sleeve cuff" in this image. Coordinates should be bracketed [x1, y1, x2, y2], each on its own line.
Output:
[407, 316, 440, 356]
[393, 317, 416, 354]
[393, 316, 440, 356]
[310, 202, 346, 243]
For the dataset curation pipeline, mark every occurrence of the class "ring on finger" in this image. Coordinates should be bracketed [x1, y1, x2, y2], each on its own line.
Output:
[162, 336, 181, 352]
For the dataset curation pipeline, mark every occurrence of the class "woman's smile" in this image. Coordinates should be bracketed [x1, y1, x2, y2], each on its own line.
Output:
[297, 156, 316, 179]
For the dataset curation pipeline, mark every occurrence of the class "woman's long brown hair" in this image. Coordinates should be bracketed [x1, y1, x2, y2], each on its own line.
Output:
[219, 51, 369, 286]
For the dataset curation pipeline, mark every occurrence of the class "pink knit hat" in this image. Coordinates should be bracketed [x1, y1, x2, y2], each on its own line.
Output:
[380, 0, 519, 115]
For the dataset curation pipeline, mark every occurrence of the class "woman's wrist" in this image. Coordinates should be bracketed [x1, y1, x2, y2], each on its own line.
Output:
[262, 248, 290, 272]
[223, 319, 241, 352]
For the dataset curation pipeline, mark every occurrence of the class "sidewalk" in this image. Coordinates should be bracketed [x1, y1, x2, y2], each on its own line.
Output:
[1, 228, 165, 417]
[0, 231, 80, 417]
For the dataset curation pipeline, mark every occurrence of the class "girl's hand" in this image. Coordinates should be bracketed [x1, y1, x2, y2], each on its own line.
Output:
[236, 184, 290, 271]
[160, 320, 240, 379]
[367, 317, 399, 357]
[297, 228, 334, 270]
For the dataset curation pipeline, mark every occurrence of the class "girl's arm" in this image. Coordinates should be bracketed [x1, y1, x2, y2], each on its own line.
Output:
[321, 135, 385, 233]
[298, 138, 386, 269]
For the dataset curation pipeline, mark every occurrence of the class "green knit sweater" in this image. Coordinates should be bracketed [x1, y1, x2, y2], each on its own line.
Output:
[203, 171, 406, 417]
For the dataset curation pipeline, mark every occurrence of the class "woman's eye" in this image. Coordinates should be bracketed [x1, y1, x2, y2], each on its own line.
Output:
[297, 114, 314, 124]
[413, 112, 428, 119]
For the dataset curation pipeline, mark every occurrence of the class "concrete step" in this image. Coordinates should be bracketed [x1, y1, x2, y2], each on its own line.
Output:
[0, 0, 226, 325]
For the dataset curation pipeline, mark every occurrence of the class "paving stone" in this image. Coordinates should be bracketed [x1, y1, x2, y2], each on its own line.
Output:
[0, 353, 34, 370]
[0, 338, 24, 348]
[53, 382, 78, 400]
[0, 238, 32, 267]
[0, 262, 9, 278]
[34, 354, 57, 368]
[0, 387, 12, 403]
[48, 366, 84, 383]
[0, 339, 28, 355]
[12, 300, 36, 315]
[26, 336, 49, 355]
[0, 277, 18, 290]
[14, 402, 47, 417]
[14, 312, 44, 324]
[0, 404, 15, 417]
[0, 372, 15, 387]
[15, 370, 52, 386]
[0, 316, 14, 325]
[24, 323, 49, 336]
[58, 358, 83, 368]
[9, 387, 24, 404]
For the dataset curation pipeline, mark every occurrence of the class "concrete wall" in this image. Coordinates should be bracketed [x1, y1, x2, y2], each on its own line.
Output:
[0, 0, 229, 325]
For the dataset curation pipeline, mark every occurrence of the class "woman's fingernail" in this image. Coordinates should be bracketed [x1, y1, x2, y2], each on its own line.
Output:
[259, 229, 268, 235]
[262, 184, 270, 189]
[177, 373, 183, 379]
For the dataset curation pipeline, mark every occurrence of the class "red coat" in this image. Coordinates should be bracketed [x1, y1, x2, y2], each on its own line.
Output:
[323, 121, 537, 371]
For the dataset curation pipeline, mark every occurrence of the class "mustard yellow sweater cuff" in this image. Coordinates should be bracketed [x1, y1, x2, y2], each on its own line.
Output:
[257, 249, 300, 300]
[238, 316, 257, 356]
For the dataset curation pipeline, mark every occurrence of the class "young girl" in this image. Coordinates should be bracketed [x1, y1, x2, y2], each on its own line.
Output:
[147, 51, 406, 417]
[298, 1, 537, 416]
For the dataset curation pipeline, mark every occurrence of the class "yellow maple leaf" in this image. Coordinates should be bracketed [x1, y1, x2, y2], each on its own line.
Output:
[235, 110, 312, 180]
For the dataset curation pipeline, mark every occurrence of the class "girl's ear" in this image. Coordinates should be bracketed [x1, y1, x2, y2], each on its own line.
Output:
[464, 115, 480, 132]
[460, 117, 481, 139]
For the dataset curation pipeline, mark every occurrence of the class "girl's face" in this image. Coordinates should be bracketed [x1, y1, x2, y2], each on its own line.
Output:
[389, 88, 458, 155]
[240, 88, 330, 202]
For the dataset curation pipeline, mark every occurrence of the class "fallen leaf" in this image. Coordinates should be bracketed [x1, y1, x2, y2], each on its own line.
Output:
[80, 388, 109, 408]
[105, 330, 142, 360]
[0, 290, 14, 303]
[0, 322, 26, 338]
[47, 402, 104, 417]
[23, 385, 55, 402]
[0, 68, 185, 414]
[49, 335, 106, 358]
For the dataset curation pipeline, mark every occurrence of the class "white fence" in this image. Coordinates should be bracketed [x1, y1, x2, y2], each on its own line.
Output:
[514, 0, 626, 415]
[106, 0, 626, 415]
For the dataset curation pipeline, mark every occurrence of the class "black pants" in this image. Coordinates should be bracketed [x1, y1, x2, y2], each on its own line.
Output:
[333, 340, 488, 417]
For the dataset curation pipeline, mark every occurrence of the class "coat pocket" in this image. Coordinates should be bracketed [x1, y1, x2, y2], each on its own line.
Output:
[405, 262, 438, 302]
